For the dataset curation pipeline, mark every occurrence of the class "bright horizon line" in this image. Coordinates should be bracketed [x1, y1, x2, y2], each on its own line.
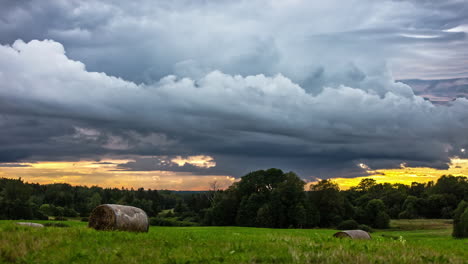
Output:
[0, 158, 467, 191]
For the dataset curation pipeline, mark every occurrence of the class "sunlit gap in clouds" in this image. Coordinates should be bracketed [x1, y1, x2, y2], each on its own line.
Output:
[327, 158, 468, 190]
[1, 156, 467, 191]
[0, 156, 236, 191]
[171, 155, 216, 168]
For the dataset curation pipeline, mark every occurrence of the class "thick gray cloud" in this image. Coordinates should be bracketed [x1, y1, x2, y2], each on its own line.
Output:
[1, 0, 468, 180]
[1, 39, 468, 180]
[0, 0, 467, 82]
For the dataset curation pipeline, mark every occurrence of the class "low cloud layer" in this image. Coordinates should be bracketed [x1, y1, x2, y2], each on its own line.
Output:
[1, 39, 468, 179]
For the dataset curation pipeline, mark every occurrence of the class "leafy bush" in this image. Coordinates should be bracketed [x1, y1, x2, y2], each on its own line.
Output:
[34, 211, 49, 220]
[164, 211, 175, 217]
[358, 224, 374, 233]
[63, 207, 79, 217]
[81, 217, 89, 222]
[453, 200, 468, 238]
[375, 211, 390, 229]
[398, 210, 416, 219]
[53, 216, 68, 221]
[337, 219, 359, 230]
[366, 199, 390, 228]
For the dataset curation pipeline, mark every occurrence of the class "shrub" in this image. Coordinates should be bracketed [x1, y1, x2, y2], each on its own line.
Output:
[441, 207, 454, 219]
[398, 210, 416, 219]
[53, 216, 68, 221]
[63, 207, 79, 217]
[165, 211, 175, 217]
[39, 204, 55, 217]
[366, 199, 390, 228]
[358, 224, 373, 233]
[81, 217, 89, 222]
[179, 211, 197, 220]
[337, 219, 359, 230]
[34, 211, 49, 220]
[453, 200, 468, 238]
[374, 211, 390, 229]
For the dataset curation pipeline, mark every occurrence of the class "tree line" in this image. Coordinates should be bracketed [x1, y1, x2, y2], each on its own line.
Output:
[0, 178, 179, 220]
[201, 169, 467, 231]
[1, 169, 467, 233]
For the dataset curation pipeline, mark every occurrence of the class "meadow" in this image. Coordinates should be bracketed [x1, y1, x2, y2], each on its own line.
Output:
[0, 219, 466, 264]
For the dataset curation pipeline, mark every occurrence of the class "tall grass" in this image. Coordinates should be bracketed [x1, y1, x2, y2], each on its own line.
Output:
[0, 220, 466, 263]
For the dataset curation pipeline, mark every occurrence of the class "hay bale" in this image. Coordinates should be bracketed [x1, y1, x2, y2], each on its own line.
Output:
[16, 222, 44, 228]
[88, 204, 149, 232]
[333, 230, 371, 240]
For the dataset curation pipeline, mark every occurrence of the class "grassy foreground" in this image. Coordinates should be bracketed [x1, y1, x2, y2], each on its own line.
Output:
[0, 220, 466, 264]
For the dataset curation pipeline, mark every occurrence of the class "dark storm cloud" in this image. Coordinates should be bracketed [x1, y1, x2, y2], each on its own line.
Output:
[0, 163, 31, 167]
[1, 0, 467, 82]
[1, 39, 468, 180]
[1, 1, 468, 180]
[392, 0, 468, 29]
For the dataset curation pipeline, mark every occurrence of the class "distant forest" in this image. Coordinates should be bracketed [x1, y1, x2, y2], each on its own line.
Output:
[1, 169, 467, 230]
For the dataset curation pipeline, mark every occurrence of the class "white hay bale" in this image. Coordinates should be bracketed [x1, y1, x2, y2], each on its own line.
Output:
[333, 230, 371, 239]
[16, 222, 44, 228]
[88, 204, 149, 232]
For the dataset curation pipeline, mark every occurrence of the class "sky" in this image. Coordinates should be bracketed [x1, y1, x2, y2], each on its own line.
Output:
[1, 0, 468, 190]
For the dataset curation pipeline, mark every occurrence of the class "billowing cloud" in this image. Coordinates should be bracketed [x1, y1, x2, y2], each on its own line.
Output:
[1, 39, 468, 180]
[0, 0, 467, 82]
[1, 0, 468, 184]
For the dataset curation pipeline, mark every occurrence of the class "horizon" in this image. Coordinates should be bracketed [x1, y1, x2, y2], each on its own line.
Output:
[2, 158, 467, 191]
[2, 171, 464, 192]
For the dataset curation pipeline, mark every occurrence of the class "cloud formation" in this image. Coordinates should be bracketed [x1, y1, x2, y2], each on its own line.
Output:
[0, 0, 467, 82]
[1, 39, 468, 180]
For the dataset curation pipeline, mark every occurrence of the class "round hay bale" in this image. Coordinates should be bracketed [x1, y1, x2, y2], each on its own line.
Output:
[16, 222, 44, 228]
[88, 204, 149, 232]
[333, 230, 371, 240]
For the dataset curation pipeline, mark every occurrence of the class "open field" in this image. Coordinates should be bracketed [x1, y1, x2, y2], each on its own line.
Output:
[390, 219, 454, 230]
[0, 219, 466, 264]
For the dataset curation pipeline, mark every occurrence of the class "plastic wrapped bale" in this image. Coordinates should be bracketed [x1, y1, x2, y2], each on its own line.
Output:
[16, 222, 44, 228]
[333, 230, 371, 240]
[88, 204, 149, 232]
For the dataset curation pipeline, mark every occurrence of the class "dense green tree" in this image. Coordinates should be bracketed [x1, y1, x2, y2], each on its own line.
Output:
[337, 219, 359, 230]
[0, 178, 34, 219]
[256, 204, 275, 227]
[309, 179, 345, 227]
[365, 199, 390, 228]
[236, 193, 265, 226]
[1, 173, 467, 227]
[354, 178, 377, 193]
[174, 199, 189, 213]
[206, 190, 238, 226]
[39, 204, 55, 216]
[210, 169, 309, 228]
[399, 195, 420, 219]
[88, 192, 102, 212]
[453, 200, 468, 238]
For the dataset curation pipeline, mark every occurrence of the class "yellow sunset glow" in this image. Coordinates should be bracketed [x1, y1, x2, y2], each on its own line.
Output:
[171, 155, 216, 168]
[0, 158, 235, 190]
[1, 158, 467, 191]
[331, 158, 468, 189]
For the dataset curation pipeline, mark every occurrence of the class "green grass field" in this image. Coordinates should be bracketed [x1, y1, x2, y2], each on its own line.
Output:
[0, 219, 466, 264]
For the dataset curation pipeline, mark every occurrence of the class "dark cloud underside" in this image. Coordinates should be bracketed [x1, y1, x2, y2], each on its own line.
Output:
[0, 0, 468, 179]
